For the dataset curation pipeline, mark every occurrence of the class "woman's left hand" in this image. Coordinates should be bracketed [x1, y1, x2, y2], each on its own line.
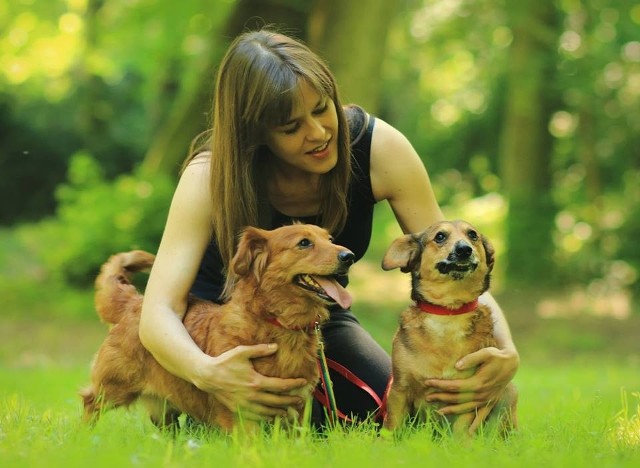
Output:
[423, 346, 519, 433]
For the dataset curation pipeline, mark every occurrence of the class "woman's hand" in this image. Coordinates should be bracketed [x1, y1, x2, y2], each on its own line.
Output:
[192, 343, 308, 422]
[424, 346, 519, 433]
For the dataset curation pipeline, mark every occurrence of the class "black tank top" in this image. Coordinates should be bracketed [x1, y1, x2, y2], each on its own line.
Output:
[191, 105, 377, 302]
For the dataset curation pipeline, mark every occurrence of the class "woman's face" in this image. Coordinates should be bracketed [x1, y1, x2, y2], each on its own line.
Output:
[264, 80, 339, 177]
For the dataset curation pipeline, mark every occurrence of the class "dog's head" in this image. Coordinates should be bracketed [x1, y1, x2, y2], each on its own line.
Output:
[227, 224, 354, 323]
[381, 220, 495, 307]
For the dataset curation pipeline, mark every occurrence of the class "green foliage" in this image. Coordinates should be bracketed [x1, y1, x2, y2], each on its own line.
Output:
[382, 0, 510, 178]
[0, 0, 231, 224]
[550, 168, 640, 302]
[28, 152, 175, 287]
[380, 0, 640, 293]
[1, 0, 640, 300]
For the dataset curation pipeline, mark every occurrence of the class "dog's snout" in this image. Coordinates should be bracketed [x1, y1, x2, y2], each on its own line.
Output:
[454, 241, 472, 260]
[338, 250, 355, 266]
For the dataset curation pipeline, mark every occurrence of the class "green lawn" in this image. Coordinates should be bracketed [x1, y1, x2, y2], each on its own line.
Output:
[1, 308, 639, 467]
[1, 359, 639, 467]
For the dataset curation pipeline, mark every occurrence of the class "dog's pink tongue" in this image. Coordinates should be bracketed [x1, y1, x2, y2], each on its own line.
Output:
[313, 276, 352, 309]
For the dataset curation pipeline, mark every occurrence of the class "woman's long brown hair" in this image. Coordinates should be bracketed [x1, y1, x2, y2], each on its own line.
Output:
[186, 29, 351, 283]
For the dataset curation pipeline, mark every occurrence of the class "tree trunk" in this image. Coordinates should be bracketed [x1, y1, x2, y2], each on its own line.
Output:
[308, 0, 399, 113]
[76, 0, 108, 161]
[499, 1, 559, 283]
[141, 0, 311, 176]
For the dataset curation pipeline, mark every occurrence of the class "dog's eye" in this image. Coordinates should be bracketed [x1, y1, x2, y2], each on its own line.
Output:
[434, 232, 447, 244]
[467, 230, 479, 241]
[298, 238, 313, 249]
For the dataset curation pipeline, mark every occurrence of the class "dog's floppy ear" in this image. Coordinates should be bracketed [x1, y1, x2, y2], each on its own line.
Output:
[382, 234, 422, 273]
[481, 234, 495, 273]
[231, 227, 270, 280]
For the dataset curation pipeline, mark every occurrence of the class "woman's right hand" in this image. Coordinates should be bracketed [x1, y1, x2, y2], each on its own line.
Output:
[192, 343, 309, 421]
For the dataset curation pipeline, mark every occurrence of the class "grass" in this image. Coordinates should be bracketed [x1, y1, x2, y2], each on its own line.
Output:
[1, 309, 640, 467]
[1, 361, 639, 467]
[1, 211, 640, 466]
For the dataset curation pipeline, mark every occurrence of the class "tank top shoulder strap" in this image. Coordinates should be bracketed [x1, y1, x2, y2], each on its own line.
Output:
[345, 104, 371, 147]
[344, 104, 375, 204]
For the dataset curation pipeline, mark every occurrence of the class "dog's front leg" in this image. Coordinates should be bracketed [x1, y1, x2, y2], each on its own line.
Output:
[451, 411, 475, 436]
[140, 396, 181, 430]
[496, 383, 519, 437]
[382, 384, 410, 431]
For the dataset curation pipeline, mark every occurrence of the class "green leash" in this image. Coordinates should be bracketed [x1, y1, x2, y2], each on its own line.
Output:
[315, 322, 338, 425]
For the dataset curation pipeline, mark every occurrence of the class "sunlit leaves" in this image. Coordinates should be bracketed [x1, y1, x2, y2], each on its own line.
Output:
[36, 152, 175, 286]
[0, 0, 230, 104]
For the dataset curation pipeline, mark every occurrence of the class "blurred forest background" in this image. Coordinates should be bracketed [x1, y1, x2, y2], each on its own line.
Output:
[1, 0, 639, 326]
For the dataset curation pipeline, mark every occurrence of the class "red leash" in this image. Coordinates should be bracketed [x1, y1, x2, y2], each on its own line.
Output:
[266, 317, 390, 424]
[314, 357, 387, 424]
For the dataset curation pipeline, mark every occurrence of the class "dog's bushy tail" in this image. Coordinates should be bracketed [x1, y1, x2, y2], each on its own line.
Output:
[94, 250, 155, 325]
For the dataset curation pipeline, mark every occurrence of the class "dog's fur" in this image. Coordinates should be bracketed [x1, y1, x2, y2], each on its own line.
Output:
[81, 224, 355, 431]
[381, 220, 518, 436]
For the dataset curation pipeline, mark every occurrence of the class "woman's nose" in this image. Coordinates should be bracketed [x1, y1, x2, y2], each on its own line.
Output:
[305, 118, 325, 140]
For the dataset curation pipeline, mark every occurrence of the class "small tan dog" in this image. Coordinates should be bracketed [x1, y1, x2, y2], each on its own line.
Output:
[81, 224, 354, 432]
[381, 220, 518, 436]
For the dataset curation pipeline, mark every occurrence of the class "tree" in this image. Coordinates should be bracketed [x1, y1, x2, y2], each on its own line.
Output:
[498, 0, 559, 282]
[140, 0, 312, 175]
[308, 0, 399, 111]
[140, 0, 399, 175]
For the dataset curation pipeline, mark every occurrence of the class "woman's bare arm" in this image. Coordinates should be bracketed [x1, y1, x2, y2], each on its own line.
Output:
[369, 118, 519, 427]
[139, 161, 306, 420]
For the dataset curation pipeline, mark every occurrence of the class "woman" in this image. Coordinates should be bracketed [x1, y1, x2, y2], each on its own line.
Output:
[139, 29, 519, 430]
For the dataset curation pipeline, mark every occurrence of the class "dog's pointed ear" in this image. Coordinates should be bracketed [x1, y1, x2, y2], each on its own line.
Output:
[382, 234, 422, 273]
[481, 234, 495, 273]
[231, 227, 270, 279]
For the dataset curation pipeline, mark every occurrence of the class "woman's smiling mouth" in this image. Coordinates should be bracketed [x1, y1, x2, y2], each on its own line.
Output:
[307, 140, 330, 156]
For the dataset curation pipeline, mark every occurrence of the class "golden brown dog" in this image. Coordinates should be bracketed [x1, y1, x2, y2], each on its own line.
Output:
[81, 224, 355, 432]
[381, 220, 518, 436]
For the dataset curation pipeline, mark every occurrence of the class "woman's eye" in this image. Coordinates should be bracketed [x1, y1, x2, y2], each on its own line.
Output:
[283, 124, 299, 135]
[467, 230, 479, 241]
[298, 238, 312, 248]
[313, 103, 328, 115]
[434, 232, 447, 243]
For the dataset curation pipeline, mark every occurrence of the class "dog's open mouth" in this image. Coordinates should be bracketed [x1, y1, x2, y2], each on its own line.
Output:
[295, 274, 352, 309]
[436, 261, 478, 276]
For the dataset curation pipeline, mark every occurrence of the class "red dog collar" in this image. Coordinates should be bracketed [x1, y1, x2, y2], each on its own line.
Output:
[415, 299, 479, 315]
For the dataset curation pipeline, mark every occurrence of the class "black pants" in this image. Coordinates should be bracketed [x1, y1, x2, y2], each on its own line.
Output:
[312, 308, 391, 427]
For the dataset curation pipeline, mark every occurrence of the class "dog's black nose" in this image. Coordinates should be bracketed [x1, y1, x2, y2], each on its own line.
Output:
[454, 241, 472, 260]
[338, 250, 355, 266]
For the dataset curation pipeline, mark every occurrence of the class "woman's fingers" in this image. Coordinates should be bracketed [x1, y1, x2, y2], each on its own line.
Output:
[425, 377, 478, 394]
[259, 375, 308, 395]
[206, 344, 309, 420]
[216, 384, 304, 419]
[426, 390, 479, 404]
[251, 389, 305, 409]
[233, 343, 279, 359]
